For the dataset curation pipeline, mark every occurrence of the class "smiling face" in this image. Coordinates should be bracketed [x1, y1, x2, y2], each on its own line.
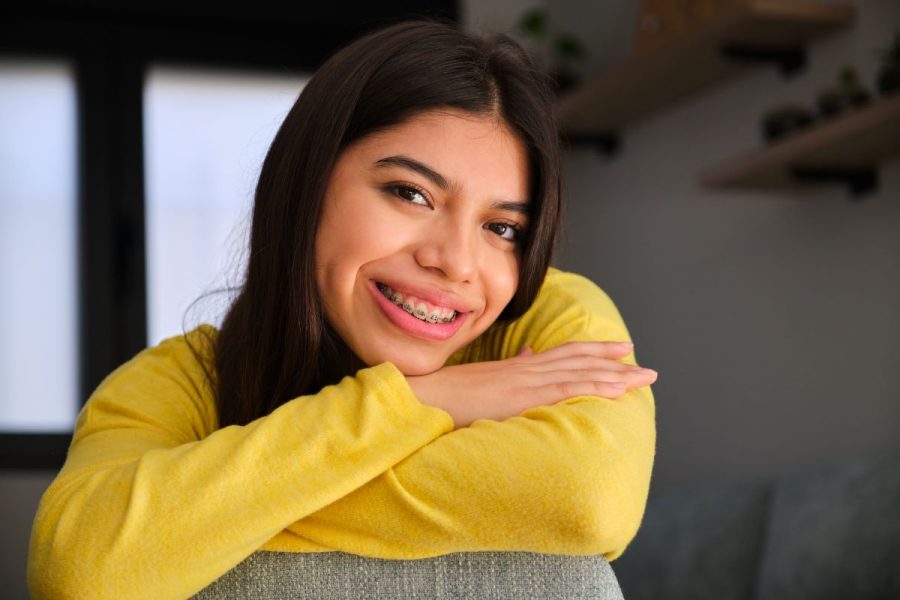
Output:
[315, 109, 530, 375]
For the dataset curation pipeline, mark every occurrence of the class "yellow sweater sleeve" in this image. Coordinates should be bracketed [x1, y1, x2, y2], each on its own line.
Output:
[27, 327, 453, 600]
[273, 268, 656, 561]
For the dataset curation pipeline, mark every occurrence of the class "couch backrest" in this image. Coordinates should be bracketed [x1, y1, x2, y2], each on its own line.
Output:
[191, 550, 624, 599]
[614, 449, 900, 600]
[613, 481, 770, 600]
[756, 450, 900, 600]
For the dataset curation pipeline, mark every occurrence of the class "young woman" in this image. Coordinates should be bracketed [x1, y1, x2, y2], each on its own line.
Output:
[28, 20, 657, 599]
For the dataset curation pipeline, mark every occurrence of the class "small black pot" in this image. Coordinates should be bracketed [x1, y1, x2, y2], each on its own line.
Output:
[762, 106, 816, 143]
[550, 67, 579, 95]
[877, 62, 900, 95]
[817, 88, 872, 118]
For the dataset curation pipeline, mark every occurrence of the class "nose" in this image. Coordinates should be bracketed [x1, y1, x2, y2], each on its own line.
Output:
[413, 217, 478, 283]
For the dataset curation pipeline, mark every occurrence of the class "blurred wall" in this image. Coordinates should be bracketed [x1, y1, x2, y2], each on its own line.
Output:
[0, 473, 52, 598]
[541, 0, 900, 491]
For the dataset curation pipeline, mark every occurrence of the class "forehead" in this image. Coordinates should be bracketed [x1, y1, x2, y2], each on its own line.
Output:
[346, 110, 530, 196]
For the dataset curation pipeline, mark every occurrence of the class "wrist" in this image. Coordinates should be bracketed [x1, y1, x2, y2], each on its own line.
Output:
[407, 373, 458, 429]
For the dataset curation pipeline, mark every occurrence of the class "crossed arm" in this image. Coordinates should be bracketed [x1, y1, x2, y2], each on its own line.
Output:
[28, 271, 655, 600]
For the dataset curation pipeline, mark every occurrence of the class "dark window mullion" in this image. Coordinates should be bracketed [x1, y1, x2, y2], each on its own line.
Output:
[110, 26, 148, 374]
[79, 26, 148, 405]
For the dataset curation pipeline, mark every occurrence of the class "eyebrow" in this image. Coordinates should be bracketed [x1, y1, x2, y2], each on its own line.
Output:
[374, 155, 530, 216]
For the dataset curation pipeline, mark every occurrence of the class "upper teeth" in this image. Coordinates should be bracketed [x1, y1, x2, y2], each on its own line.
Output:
[377, 283, 457, 323]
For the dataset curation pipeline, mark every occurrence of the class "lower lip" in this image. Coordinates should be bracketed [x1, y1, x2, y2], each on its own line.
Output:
[368, 280, 468, 341]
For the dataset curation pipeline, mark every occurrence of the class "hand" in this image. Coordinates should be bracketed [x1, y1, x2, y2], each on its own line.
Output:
[407, 341, 657, 428]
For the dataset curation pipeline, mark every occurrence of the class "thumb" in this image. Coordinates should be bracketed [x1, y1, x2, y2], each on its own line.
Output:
[516, 346, 534, 357]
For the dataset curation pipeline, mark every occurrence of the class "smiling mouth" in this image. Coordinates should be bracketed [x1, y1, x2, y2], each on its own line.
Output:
[375, 282, 458, 324]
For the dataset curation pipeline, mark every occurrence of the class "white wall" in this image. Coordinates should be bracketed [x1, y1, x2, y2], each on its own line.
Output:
[546, 0, 900, 490]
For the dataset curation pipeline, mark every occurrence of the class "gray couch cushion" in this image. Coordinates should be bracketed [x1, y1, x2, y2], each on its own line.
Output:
[192, 551, 624, 599]
[756, 451, 900, 600]
[613, 482, 770, 600]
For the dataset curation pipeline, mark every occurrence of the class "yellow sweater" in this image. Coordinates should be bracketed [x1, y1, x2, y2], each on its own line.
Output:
[28, 268, 656, 599]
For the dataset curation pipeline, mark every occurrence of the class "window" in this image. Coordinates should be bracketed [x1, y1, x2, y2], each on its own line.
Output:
[144, 67, 308, 346]
[0, 60, 78, 432]
[1, 2, 456, 468]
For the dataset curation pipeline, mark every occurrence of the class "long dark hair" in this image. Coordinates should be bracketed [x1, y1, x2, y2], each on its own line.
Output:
[197, 19, 562, 427]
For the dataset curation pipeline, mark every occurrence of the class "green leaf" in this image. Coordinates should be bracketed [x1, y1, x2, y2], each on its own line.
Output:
[553, 33, 587, 60]
[518, 8, 548, 38]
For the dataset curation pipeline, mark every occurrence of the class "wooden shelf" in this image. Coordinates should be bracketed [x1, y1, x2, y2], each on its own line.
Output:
[700, 91, 900, 195]
[557, 1, 856, 138]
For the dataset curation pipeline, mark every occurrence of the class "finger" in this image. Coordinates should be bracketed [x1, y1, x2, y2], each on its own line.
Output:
[608, 367, 658, 388]
[532, 341, 634, 360]
[580, 367, 658, 388]
[535, 367, 657, 389]
[615, 368, 658, 388]
[515, 346, 534, 357]
[521, 355, 641, 373]
[538, 380, 629, 401]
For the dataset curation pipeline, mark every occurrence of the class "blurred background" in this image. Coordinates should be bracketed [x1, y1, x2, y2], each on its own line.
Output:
[2, 0, 899, 598]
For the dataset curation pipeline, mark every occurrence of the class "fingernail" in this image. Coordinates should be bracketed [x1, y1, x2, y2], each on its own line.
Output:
[618, 342, 634, 349]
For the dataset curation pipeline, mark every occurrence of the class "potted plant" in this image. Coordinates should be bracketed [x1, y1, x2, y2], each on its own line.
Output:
[876, 32, 900, 95]
[516, 8, 587, 94]
[816, 65, 871, 118]
[550, 33, 588, 93]
[761, 103, 816, 143]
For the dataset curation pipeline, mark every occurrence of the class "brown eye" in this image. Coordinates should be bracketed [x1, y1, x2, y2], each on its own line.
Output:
[486, 222, 520, 242]
[388, 184, 430, 207]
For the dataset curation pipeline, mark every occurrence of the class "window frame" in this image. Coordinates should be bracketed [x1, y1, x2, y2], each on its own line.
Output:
[0, 3, 457, 470]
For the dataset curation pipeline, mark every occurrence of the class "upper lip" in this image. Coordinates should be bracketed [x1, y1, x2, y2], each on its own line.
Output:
[373, 278, 478, 313]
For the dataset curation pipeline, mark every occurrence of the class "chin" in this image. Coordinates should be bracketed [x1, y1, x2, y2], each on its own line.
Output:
[367, 349, 447, 376]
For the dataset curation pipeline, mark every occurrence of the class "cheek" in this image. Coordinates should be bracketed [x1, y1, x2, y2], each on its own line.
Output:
[316, 193, 410, 290]
[314, 208, 364, 311]
[486, 255, 520, 314]
[318, 194, 376, 263]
